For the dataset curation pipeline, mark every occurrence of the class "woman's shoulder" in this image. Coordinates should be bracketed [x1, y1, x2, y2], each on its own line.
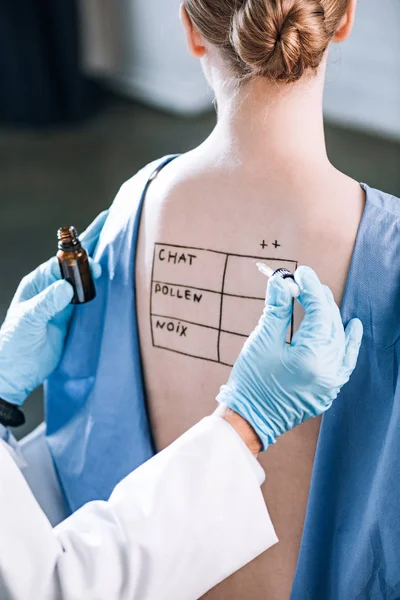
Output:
[116, 155, 180, 207]
[99, 156, 179, 235]
[94, 155, 186, 257]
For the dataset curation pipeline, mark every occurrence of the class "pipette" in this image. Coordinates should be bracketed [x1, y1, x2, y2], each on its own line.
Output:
[256, 262, 300, 298]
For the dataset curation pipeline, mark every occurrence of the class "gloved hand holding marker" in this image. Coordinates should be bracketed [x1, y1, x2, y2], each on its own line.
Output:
[218, 265, 363, 451]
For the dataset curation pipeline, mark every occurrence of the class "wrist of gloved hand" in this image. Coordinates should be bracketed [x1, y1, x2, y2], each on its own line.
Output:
[0, 398, 25, 428]
[215, 404, 262, 457]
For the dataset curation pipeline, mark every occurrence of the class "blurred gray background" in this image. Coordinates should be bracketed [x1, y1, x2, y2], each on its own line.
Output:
[1, 0, 399, 439]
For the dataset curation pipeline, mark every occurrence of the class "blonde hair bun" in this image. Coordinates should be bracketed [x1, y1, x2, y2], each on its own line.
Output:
[232, 0, 330, 82]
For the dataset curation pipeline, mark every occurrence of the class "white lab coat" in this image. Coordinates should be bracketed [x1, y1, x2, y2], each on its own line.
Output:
[0, 416, 278, 600]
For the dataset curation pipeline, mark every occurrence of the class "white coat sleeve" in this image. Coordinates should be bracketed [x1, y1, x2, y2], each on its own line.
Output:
[0, 423, 68, 526]
[0, 416, 278, 600]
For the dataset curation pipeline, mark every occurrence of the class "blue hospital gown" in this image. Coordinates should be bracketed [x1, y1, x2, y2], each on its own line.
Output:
[46, 156, 400, 599]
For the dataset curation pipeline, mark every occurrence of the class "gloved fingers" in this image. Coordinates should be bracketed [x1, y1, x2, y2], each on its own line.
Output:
[323, 285, 345, 346]
[45, 255, 102, 281]
[88, 257, 102, 279]
[337, 318, 364, 384]
[80, 210, 109, 255]
[322, 285, 335, 309]
[13, 254, 102, 307]
[293, 266, 333, 342]
[263, 275, 294, 345]
[42, 256, 64, 284]
[31, 280, 74, 322]
[11, 257, 61, 305]
[10, 212, 107, 305]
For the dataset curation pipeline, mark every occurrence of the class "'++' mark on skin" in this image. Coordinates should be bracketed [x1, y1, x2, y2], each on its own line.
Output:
[260, 240, 282, 250]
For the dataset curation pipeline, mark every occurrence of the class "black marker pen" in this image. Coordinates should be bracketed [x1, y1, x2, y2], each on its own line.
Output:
[256, 263, 300, 298]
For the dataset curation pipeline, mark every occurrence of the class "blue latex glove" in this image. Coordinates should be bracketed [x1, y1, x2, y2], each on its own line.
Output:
[217, 266, 363, 450]
[0, 210, 108, 406]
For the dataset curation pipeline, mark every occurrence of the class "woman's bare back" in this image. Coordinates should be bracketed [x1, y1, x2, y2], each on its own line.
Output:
[135, 149, 365, 599]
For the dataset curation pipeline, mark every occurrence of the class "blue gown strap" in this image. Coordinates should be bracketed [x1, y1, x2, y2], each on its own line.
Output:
[45, 154, 180, 513]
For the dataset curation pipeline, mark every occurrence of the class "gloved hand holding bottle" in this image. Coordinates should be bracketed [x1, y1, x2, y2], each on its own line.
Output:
[217, 266, 363, 451]
[0, 210, 108, 418]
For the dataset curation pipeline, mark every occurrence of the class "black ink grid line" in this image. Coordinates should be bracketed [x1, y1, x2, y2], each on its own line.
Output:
[152, 280, 221, 296]
[151, 313, 250, 339]
[151, 243, 298, 364]
[217, 255, 229, 362]
[149, 247, 157, 347]
[152, 314, 219, 333]
[155, 242, 296, 265]
[154, 340, 290, 368]
[224, 292, 265, 301]
[154, 344, 233, 368]
[152, 280, 265, 302]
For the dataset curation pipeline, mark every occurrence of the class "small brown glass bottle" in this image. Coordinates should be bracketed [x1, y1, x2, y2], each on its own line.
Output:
[57, 226, 96, 304]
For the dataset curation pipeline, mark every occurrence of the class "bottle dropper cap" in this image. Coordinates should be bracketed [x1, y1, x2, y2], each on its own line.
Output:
[57, 226, 81, 250]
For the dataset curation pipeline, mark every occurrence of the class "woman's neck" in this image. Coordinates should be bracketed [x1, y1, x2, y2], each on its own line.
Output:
[205, 70, 330, 176]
